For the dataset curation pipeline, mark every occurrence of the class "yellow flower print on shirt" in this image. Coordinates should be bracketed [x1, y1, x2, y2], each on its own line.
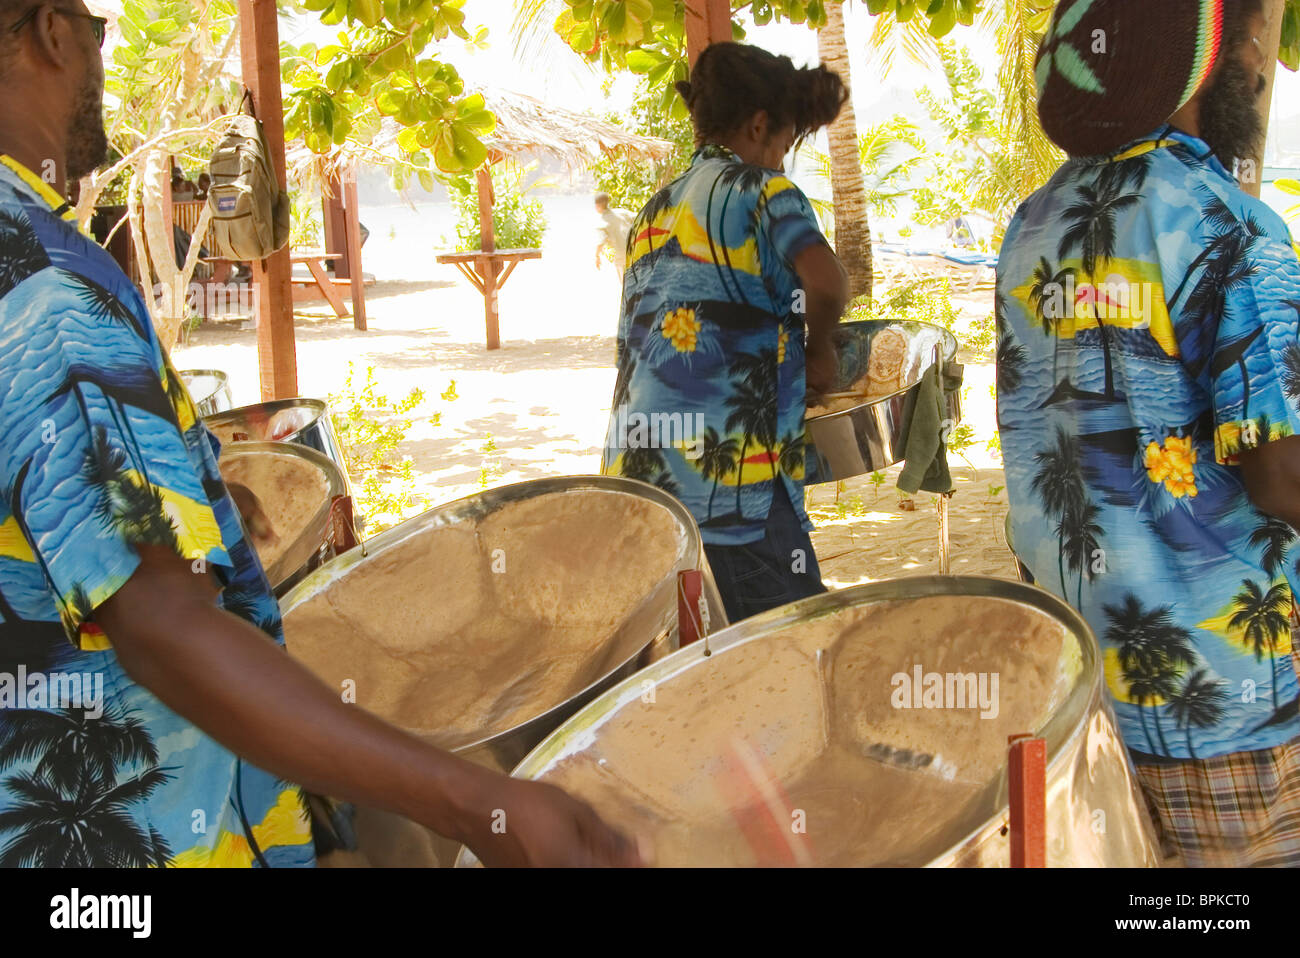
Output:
[662, 307, 700, 353]
[778, 328, 788, 364]
[1144, 434, 1198, 498]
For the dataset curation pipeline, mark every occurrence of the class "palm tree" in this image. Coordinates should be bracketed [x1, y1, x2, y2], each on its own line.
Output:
[1031, 426, 1085, 596]
[1057, 175, 1142, 399]
[1104, 594, 1196, 754]
[1210, 327, 1265, 422]
[81, 426, 181, 552]
[0, 208, 51, 296]
[816, 0, 872, 300]
[725, 379, 773, 519]
[620, 445, 667, 486]
[0, 706, 173, 867]
[777, 432, 805, 478]
[1248, 515, 1296, 581]
[1228, 578, 1292, 712]
[698, 427, 739, 521]
[1280, 341, 1300, 405]
[1166, 668, 1230, 760]
[0, 767, 172, 867]
[1027, 257, 1075, 382]
[1059, 498, 1103, 607]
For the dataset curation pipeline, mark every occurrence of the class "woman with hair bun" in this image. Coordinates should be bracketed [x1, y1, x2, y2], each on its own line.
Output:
[600, 42, 850, 623]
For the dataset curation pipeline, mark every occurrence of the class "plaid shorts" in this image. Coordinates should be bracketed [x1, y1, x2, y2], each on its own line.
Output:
[1135, 738, 1300, 867]
[1134, 620, 1300, 867]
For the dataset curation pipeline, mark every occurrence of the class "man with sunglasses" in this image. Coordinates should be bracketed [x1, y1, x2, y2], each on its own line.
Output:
[0, 3, 641, 867]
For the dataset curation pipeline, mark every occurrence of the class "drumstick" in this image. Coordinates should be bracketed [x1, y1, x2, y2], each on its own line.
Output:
[717, 737, 816, 867]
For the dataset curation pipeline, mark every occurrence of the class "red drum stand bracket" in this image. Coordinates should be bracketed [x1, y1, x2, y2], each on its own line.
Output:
[1008, 734, 1047, 867]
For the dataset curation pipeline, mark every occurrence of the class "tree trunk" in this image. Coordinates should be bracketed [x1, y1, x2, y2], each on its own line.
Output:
[816, 1, 872, 301]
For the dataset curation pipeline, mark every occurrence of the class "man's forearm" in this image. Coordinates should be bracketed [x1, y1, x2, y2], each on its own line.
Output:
[101, 588, 495, 846]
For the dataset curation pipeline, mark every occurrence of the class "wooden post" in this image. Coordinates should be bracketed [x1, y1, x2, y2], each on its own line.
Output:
[1244, 0, 1286, 198]
[238, 0, 298, 400]
[342, 169, 366, 331]
[684, 0, 731, 66]
[476, 164, 500, 350]
[1008, 735, 1047, 868]
[322, 177, 349, 278]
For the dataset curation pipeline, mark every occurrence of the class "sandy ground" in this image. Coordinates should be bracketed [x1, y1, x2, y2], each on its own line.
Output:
[174, 242, 1015, 585]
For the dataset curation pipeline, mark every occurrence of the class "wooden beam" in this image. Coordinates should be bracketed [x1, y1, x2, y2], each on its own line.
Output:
[684, 0, 731, 66]
[238, 0, 298, 400]
[475, 165, 499, 349]
[1245, 0, 1286, 199]
[342, 170, 367, 330]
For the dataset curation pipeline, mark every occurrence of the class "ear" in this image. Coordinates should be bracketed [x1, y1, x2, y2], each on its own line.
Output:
[30, 4, 73, 69]
[749, 109, 770, 143]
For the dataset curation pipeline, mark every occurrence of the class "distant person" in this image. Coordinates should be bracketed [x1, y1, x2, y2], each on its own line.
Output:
[594, 192, 633, 280]
[945, 215, 974, 248]
[170, 165, 195, 201]
[195, 171, 210, 200]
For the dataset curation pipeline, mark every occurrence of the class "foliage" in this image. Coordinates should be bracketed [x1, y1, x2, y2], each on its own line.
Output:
[280, 0, 495, 182]
[290, 192, 324, 249]
[591, 77, 695, 212]
[452, 162, 550, 251]
[847, 275, 961, 334]
[327, 363, 436, 537]
[805, 114, 924, 231]
[910, 42, 1043, 244]
[548, 0, 976, 116]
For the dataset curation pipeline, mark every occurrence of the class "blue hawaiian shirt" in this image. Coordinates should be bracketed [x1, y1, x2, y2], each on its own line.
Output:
[997, 128, 1300, 760]
[0, 157, 314, 865]
[601, 145, 828, 545]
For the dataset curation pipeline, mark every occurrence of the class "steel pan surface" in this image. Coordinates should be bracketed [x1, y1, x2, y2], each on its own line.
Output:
[202, 397, 352, 495]
[457, 576, 1160, 867]
[805, 320, 961, 483]
[179, 368, 234, 417]
[217, 441, 344, 595]
[283, 476, 727, 866]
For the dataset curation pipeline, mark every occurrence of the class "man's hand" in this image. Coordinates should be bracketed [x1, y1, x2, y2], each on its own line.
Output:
[464, 778, 644, 867]
[806, 342, 838, 394]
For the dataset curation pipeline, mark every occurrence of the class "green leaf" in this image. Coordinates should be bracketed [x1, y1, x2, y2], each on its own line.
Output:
[625, 48, 660, 73]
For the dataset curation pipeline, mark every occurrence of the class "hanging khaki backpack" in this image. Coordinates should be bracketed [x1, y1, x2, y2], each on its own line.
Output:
[207, 93, 290, 260]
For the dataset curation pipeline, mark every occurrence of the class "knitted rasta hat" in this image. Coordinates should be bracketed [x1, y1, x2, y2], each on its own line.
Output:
[1036, 0, 1225, 157]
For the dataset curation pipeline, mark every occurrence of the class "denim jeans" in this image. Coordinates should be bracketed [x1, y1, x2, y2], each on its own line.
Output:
[703, 483, 827, 624]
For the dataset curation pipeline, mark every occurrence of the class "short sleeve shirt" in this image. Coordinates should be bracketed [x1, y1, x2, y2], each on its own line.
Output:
[0, 157, 313, 866]
[601, 145, 829, 545]
[997, 129, 1300, 760]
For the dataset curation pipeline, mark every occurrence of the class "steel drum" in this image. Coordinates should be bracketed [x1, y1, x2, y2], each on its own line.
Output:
[179, 368, 234, 417]
[202, 397, 352, 496]
[218, 441, 346, 596]
[457, 576, 1160, 868]
[805, 320, 962, 484]
[279, 475, 728, 866]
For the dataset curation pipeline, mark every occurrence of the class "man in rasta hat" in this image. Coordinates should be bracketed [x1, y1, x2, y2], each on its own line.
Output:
[998, 0, 1300, 865]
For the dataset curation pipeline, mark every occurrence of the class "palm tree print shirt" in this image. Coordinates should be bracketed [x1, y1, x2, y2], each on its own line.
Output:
[997, 129, 1300, 760]
[0, 158, 314, 865]
[601, 145, 827, 545]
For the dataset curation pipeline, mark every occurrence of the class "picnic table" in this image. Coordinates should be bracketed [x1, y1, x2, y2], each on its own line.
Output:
[290, 250, 351, 319]
[436, 247, 541, 350]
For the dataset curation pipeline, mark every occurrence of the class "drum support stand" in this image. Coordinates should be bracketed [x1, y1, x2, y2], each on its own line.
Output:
[1008, 734, 1047, 867]
[937, 492, 954, 574]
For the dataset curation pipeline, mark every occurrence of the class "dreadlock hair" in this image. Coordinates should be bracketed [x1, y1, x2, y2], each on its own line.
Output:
[674, 42, 847, 149]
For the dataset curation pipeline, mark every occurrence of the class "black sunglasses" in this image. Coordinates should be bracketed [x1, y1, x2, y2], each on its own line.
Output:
[10, 6, 107, 48]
